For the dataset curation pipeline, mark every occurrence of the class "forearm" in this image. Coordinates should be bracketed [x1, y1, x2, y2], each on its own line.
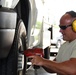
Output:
[42, 66, 55, 73]
[41, 59, 65, 74]
[42, 57, 56, 73]
[41, 58, 76, 75]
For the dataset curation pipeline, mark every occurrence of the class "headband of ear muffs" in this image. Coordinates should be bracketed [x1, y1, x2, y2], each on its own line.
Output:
[72, 20, 76, 32]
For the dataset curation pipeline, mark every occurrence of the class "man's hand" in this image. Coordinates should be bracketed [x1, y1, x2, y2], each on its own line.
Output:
[28, 55, 45, 66]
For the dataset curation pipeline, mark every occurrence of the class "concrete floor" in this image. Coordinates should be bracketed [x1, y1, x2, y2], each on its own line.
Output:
[25, 65, 57, 75]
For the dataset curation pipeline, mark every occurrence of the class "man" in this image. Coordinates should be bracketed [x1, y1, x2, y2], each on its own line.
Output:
[29, 11, 76, 75]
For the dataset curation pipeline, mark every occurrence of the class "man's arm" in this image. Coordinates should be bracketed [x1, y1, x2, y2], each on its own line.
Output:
[42, 58, 56, 73]
[42, 58, 76, 75]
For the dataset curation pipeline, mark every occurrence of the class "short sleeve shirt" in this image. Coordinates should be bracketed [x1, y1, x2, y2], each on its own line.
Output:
[56, 39, 76, 62]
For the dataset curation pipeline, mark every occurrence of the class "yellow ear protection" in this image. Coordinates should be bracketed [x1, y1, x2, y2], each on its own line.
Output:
[72, 20, 76, 32]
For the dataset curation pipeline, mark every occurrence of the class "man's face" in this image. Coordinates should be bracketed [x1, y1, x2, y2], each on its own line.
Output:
[59, 13, 76, 42]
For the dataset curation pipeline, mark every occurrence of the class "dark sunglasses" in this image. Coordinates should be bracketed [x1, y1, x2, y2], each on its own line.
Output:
[59, 24, 72, 30]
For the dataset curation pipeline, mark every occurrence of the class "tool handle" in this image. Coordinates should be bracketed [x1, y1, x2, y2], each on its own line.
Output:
[33, 65, 40, 69]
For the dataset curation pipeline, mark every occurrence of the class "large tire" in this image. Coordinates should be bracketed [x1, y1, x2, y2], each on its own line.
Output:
[0, 20, 28, 75]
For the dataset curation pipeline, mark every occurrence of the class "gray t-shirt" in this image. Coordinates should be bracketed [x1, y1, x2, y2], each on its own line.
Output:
[56, 39, 76, 75]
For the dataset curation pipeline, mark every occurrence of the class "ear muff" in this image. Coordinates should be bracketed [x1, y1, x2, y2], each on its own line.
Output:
[72, 20, 76, 32]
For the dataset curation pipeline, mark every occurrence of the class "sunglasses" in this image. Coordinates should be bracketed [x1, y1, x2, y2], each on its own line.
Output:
[59, 24, 72, 30]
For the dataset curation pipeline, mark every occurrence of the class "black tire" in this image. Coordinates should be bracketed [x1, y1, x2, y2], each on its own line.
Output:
[0, 20, 28, 75]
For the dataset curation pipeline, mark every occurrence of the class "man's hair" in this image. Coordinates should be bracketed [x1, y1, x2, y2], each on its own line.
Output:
[66, 11, 76, 18]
